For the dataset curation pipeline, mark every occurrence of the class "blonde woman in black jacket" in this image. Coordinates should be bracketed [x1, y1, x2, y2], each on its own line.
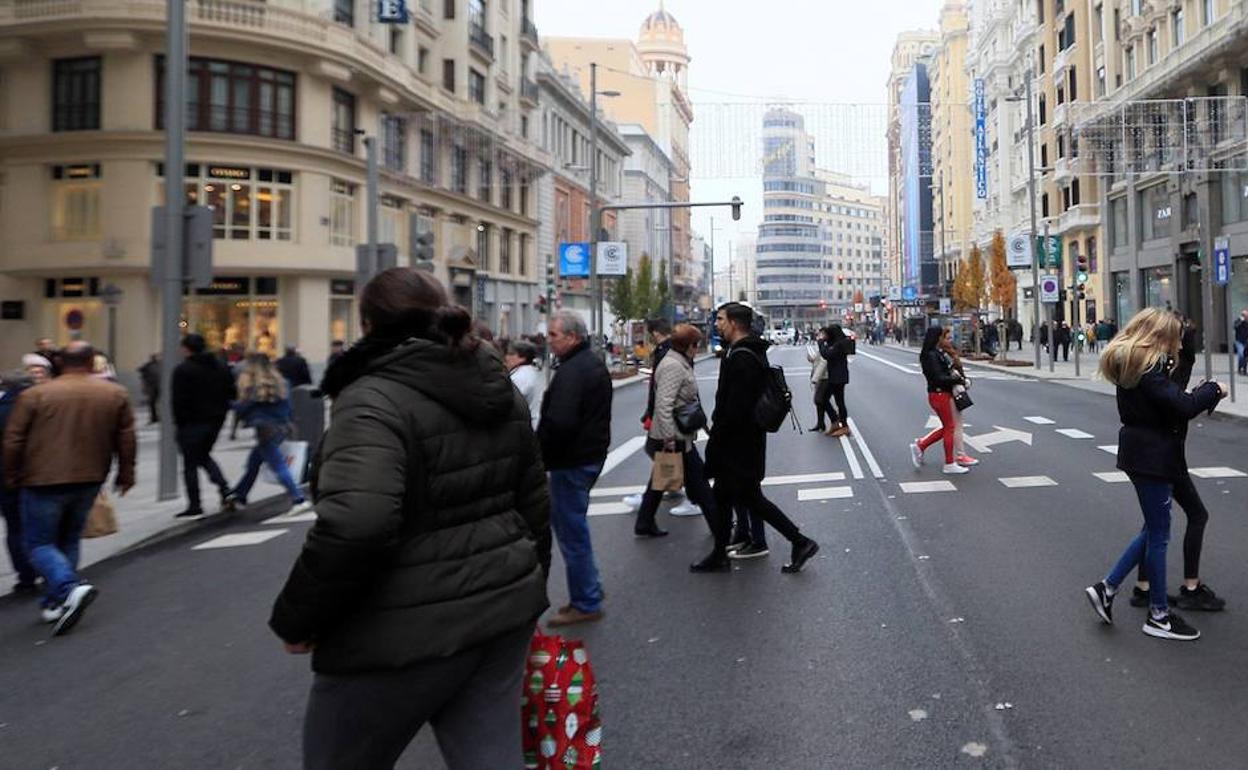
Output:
[1084, 308, 1226, 642]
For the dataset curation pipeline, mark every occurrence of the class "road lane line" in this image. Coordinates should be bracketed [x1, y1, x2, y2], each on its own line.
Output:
[998, 475, 1058, 488]
[797, 486, 854, 501]
[846, 419, 884, 479]
[899, 480, 957, 493]
[854, 349, 920, 375]
[1023, 416, 1055, 425]
[1190, 467, 1248, 479]
[1093, 471, 1130, 483]
[762, 472, 847, 486]
[839, 435, 865, 479]
[1056, 428, 1095, 439]
[600, 435, 648, 478]
[192, 530, 287, 550]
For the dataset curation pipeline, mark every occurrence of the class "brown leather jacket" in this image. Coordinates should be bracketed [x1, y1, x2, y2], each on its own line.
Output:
[3, 374, 136, 489]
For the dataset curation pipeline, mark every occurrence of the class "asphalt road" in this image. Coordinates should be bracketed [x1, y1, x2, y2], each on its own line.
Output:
[2, 342, 1247, 769]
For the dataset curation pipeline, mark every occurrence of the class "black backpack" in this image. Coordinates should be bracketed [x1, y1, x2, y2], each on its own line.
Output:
[730, 347, 800, 433]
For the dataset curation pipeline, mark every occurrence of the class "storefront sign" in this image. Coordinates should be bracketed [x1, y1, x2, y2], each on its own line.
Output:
[559, 242, 590, 278]
[974, 78, 987, 200]
[194, 277, 250, 295]
[596, 242, 627, 276]
[1007, 232, 1032, 269]
[1155, 206, 1172, 221]
[377, 0, 409, 22]
[207, 166, 251, 180]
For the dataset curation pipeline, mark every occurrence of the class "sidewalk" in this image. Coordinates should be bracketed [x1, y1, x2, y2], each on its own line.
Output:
[0, 422, 292, 595]
[956, 344, 1248, 422]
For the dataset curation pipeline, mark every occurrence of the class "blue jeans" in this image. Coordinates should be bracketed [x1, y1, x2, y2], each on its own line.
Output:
[1106, 476, 1172, 612]
[231, 428, 303, 504]
[549, 464, 604, 614]
[21, 482, 101, 606]
[1236, 341, 1245, 372]
[2, 488, 37, 586]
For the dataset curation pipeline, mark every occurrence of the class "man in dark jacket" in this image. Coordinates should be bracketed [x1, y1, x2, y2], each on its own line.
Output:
[538, 311, 611, 625]
[699, 302, 819, 574]
[172, 334, 237, 517]
[0, 373, 37, 594]
[1056, 322, 1072, 361]
[138, 354, 161, 424]
[276, 346, 312, 387]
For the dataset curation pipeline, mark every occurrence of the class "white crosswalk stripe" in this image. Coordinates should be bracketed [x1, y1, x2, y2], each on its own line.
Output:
[899, 481, 958, 494]
[998, 476, 1058, 488]
[193, 531, 288, 550]
[1093, 471, 1130, 483]
[588, 502, 635, 517]
[1056, 428, 1095, 439]
[1023, 416, 1056, 425]
[1190, 467, 1248, 479]
[263, 511, 317, 525]
[1098, 445, 1119, 455]
[797, 486, 854, 501]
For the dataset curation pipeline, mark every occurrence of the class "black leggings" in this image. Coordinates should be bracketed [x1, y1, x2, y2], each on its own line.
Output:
[813, 380, 835, 426]
[828, 383, 847, 423]
[1136, 474, 1210, 583]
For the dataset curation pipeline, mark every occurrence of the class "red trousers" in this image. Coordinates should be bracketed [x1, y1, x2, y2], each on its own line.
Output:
[918, 392, 956, 464]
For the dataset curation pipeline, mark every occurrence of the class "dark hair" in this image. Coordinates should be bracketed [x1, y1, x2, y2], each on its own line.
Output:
[61, 341, 95, 370]
[920, 325, 947, 354]
[670, 323, 703, 354]
[824, 324, 846, 343]
[508, 340, 538, 364]
[719, 302, 753, 332]
[331, 339, 345, 348]
[646, 317, 672, 336]
[181, 334, 206, 354]
[360, 268, 473, 349]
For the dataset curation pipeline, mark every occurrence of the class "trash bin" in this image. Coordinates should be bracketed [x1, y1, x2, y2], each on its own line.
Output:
[290, 385, 325, 483]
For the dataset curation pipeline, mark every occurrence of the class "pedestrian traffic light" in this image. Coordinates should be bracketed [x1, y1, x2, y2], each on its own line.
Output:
[546, 255, 557, 287]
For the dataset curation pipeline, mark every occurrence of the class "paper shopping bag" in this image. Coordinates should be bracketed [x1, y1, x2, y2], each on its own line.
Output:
[83, 491, 118, 538]
[649, 450, 684, 492]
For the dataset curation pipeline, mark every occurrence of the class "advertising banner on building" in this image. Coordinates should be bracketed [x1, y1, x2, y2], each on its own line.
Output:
[559, 242, 591, 278]
[1007, 232, 1032, 268]
[974, 78, 988, 200]
[596, 242, 628, 276]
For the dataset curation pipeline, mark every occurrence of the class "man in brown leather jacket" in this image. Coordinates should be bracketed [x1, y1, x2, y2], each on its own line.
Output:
[2, 341, 136, 636]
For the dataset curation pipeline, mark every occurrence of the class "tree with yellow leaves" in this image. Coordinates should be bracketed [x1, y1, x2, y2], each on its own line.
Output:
[953, 245, 987, 312]
[988, 230, 1017, 318]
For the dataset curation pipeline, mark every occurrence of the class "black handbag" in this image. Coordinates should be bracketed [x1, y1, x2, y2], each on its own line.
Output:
[673, 400, 708, 434]
[953, 389, 973, 412]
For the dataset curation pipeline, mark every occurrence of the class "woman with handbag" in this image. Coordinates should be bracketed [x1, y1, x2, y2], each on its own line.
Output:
[939, 332, 978, 467]
[224, 354, 309, 513]
[909, 326, 971, 475]
[634, 324, 719, 540]
[806, 335, 832, 433]
[820, 325, 852, 437]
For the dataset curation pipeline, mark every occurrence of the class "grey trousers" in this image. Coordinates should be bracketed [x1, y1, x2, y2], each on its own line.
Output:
[302, 623, 535, 770]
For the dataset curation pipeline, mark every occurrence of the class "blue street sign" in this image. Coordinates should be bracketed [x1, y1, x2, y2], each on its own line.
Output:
[377, 0, 409, 23]
[974, 78, 988, 200]
[902, 285, 918, 302]
[1214, 237, 1231, 286]
[559, 242, 591, 278]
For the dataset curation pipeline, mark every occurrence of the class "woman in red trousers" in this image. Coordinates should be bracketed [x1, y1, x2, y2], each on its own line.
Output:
[909, 326, 971, 475]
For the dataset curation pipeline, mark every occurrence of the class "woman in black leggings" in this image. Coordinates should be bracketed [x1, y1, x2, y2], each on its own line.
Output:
[820, 324, 852, 437]
[1129, 324, 1225, 612]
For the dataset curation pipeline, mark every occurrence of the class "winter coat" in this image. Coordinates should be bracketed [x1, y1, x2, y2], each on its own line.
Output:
[920, 349, 962, 393]
[269, 335, 551, 674]
[234, 392, 292, 429]
[706, 335, 771, 483]
[821, 339, 851, 385]
[643, 338, 673, 421]
[0, 385, 29, 487]
[538, 341, 612, 470]
[172, 352, 237, 426]
[509, 363, 544, 430]
[648, 351, 699, 443]
[1236, 318, 1248, 346]
[806, 345, 828, 383]
[276, 353, 312, 388]
[1115, 339, 1221, 482]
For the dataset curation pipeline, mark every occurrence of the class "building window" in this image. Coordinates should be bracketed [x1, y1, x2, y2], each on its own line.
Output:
[519, 176, 530, 216]
[1097, 66, 1107, 97]
[444, 0, 454, 18]
[1042, 192, 1050, 217]
[1072, 177, 1081, 205]
[1202, 0, 1214, 25]
[50, 164, 102, 240]
[1039, 94, 1047, 124]
[1110, 196, 1128, 248]
[1038, 45, 1045, 74]
[157, 57, 296, 141]
[469, 68, 486, 105]
[477, 223, 490, 269]
[1059, 13, 1076, 50]
[443, 59, 456, 93]
[1147, 27, 1158, 65]
[420, 129, 436, 184]
[158, 164, 294, 242]
[500, 167, 513, 211]
[468, 0, 487, 32]
[389, 26, 403, 56]
[1040, 142, 1049, 167]
[418, 46, 430, 75]
[52, 57, 101, 131]
[451, 146, 468, 194]
[379, 195, 407, 249]
[334, 0, 354, 25]
[1069, 67, 1078, 100]
[478, 155, 492, 202]
[1173, 8, 1185, 45]
[519, 234, 529, 277]
[332, 88, 356, 154]
[1087, 235, 1098, 272]
[499, 228, 512, 273]
[381, 113, 406, 171]
[1094, 3, 1104, 43]
[1125, 46, 1136, 80]
[330, 178, 356, 247]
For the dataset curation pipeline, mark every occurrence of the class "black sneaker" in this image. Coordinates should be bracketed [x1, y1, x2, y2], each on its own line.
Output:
[781, 537, 819, 574]
[1173, 584, 1226, 612]
[1084, 581, 1115, 625]
[725, 530, 750, 553]
[689, 552, 731, 573]
[174, 508, 204, 519]
[1128, 586, 1150, 608]
[729, 543, 770, 560]
[1143, 611, 1201, 641]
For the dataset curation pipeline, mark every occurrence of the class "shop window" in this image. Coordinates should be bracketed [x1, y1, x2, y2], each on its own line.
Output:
[156, 57, 296, 141]
[49, 164, 102, 240]
[52, 57, 101, 132]
[330, 178, 357, 247]
[185, 276, 280, 355]
[158, 164, 293, 241]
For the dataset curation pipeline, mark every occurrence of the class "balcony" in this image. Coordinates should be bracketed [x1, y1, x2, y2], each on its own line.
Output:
[1051, 101, 1069, 128]
[469, 23, 495, 61]
[521, 16, 538, 51]
[1053, 155, 1074, 182]
[1053, 43, 1074, 74]
[1058, 202, 1101, 233]
[519, 77, 538, 107]
[1011, 16, 1038, 45]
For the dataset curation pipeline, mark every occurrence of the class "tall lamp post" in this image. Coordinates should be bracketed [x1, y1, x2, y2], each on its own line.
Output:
[586, 62, 621, 359]
[1006, 67, 1043, 369]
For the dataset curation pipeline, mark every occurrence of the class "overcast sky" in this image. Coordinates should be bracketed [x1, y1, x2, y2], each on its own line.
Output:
[534, 0, 948, 258]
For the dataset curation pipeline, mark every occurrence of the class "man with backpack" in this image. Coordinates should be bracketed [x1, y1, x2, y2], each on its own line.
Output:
[698, 303, 819, 574]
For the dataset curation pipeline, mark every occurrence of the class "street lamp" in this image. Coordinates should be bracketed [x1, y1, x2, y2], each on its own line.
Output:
[587, 62, 620, 359]
[1005, 68, 1044, 370]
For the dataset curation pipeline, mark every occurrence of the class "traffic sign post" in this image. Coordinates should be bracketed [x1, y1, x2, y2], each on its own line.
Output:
[1039, 275, 1060, 303]
[1216, 236, 1236, 402]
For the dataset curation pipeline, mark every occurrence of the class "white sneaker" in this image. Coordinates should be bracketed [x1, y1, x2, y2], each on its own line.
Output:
[288, 500, 314, 515]
[909, 440, 924, 469]
[942, 462, 970, 475]
[669, 502, 702, 517]
[53, 583, 99, 636]
[622, 493, 643, 509]
[40, 605, 65, 624]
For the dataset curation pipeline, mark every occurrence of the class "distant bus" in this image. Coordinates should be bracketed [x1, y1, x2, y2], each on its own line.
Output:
[707, 300, 767, 356]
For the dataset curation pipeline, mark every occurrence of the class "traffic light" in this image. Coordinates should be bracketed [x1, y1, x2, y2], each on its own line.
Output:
[1075, 253, 1089, 300]
[413, 228, 435, 271]
[546, 255, 557, 287]
[731, 196, 743, 221]
[537, 295, 548, 314]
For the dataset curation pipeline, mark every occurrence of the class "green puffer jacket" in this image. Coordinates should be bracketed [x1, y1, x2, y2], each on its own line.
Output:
[269, 335, 551, 674]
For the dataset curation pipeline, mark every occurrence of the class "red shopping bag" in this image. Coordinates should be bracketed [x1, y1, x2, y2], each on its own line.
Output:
[522, 631, 602, 769]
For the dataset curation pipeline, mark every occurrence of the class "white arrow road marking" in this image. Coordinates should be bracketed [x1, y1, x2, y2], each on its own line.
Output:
[599, 435, 648, 477]
[1093, 471, 1130, 483]
[1056, 428, 1095, 439]
[1098, 445, 1119, 455]
[998, 475, 1058, 488]
[839, 435, 865, 479]
[1190, 467, 1248, 479]
[964, 426, 1033, 454]
[193, 530, 288, 550]
[847, 418, 885, 479]
[797, 486, 854, 501]
[899, 481, 958, 494]
[1023, 416, 1055, 425]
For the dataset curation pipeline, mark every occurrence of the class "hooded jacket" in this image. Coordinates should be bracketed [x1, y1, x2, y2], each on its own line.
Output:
[269, 335, 551, 674]
[705, 334, 771, 483]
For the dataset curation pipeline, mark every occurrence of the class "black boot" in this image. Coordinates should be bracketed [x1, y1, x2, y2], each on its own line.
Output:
[634, 526, 669, 538]
[690, 551, 731, 573]
[782, 537, 820, 573]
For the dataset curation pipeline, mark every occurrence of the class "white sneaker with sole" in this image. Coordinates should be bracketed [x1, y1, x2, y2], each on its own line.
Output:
[622, 493, 643, 509]
[909, 441, 924, 469]
[40, 605, 65, 624]
[288, 500, 314, 516]
[53, 583, 99, 636]
[669, 502, 702, 517]
[941, 462, 970, 475]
